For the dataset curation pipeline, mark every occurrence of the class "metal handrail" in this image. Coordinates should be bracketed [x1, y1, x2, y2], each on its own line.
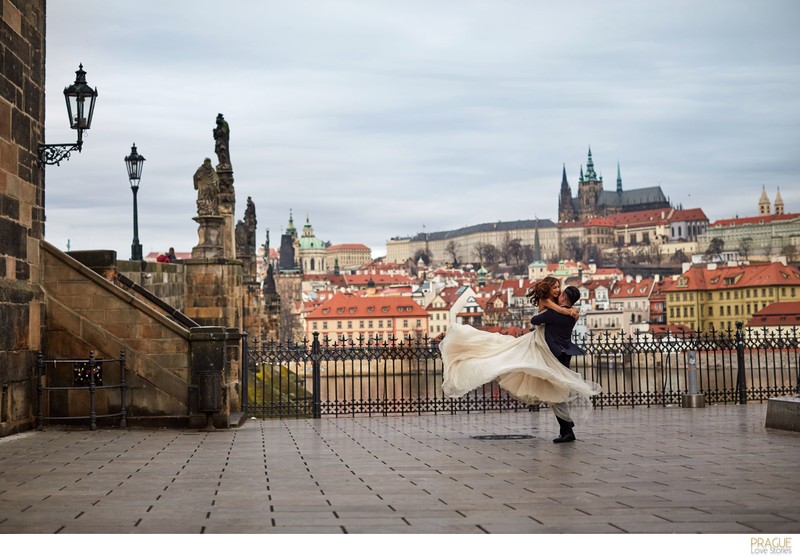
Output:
[37, 351, 127, 431]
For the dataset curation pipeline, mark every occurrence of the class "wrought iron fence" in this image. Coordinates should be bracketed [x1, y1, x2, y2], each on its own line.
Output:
[241, 323, 800, 418]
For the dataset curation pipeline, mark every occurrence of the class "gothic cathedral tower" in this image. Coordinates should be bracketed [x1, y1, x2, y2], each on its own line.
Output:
[578, 147, 603, 221]
[558, 164, 577, 222]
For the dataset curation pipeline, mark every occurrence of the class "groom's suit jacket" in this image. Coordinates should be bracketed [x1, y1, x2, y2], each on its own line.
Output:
[530, 308, 585, 366]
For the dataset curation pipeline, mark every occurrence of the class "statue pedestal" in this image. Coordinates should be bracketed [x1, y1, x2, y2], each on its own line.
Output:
[192, 215, 225, 259]
[217, 165, 236, 260]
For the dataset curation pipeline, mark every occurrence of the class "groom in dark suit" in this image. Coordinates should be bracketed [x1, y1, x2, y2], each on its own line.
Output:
[530, 285, 584, 443]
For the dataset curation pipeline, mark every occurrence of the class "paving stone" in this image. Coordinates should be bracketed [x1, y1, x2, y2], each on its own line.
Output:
[0, 405, 798, 535]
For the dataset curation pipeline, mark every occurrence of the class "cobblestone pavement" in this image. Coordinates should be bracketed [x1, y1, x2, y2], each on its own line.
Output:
[0, 404, 798, 535]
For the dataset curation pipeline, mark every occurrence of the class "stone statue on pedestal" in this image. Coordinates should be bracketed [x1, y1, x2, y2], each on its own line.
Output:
[244, 197, 256, 254]
[192, 157, 224, 259]
[235, 197, 258, 278]
[213, 113, 231, 168]
[193, 158, 220, 216]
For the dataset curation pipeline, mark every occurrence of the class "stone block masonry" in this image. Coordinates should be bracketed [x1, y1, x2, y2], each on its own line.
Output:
[0, 0, 46, 437]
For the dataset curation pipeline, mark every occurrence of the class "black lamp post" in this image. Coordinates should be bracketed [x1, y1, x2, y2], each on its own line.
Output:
[38, 64, 99, 166]
[124, 143, 145, 261]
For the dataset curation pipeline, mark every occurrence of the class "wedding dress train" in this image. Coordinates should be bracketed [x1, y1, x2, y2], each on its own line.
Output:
[439, 323, 602, 422]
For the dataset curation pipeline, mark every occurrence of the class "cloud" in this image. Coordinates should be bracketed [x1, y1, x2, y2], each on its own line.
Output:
[42, 0, 800, 258]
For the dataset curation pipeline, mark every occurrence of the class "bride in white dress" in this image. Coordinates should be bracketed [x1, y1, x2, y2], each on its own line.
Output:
[440, 277, 601, 423]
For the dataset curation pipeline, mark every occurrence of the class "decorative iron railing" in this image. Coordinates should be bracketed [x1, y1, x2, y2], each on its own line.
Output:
[242, 323, 800, 418]
[36, 351, 127, 430]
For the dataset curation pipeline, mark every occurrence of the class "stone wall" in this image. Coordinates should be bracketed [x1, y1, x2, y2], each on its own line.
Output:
[117, 258, 185, 311]
[0, 0, 46, 437]
[183, 259, 243, 327]
[42, 241, 194, 424]
[66, 250, 187, 314]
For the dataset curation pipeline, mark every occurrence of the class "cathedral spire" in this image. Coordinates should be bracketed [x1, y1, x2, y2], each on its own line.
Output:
[616, 161, 622, 194]
[558, 164, 576, 223]
[533, 217, 542, 262]
[585, 146, 597, 181]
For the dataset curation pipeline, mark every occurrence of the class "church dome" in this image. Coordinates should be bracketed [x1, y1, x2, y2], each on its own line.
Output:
[298, 213, 326, 250]
[299, 235, 326, 250]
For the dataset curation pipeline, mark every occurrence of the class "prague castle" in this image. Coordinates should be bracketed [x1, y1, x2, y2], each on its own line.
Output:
[558, 147, 671, 223]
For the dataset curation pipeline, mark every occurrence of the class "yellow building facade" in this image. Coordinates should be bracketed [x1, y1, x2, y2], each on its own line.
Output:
[665, 261, 800, 332]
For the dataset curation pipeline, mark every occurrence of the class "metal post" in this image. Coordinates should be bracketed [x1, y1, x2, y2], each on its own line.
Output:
[131, 185, 142, 260]
[119, 351, 127, 428]
[241, 331, 249, 415]
[36, 352, 44, 431]
[735, 321, 747, 404]
[88, 351, 97, 431]
[312, 332, 321, 419]
[682, 349, 704, 408]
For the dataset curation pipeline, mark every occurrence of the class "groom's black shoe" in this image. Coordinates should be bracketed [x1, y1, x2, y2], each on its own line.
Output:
[553, 432, 576, 443]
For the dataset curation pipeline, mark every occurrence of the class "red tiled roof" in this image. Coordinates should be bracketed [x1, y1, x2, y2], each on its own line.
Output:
[327, 243, 371, 252]
[439, 286, 467, 303]
[499, 279, 536, 297]
[581, 279, 614, 291]
[645, 324, 697, 337]
[711, 212, 800, 228]
[747, 302, 800, 328]
[609, 278, 655, 299]
[584, 217, 614, 227]
[670, 208, 708, 222]
[306, 292, 427, 320]
[608, 208, 672, 227]
[649, 276, 678, 300]
[666, 262, 800, 292]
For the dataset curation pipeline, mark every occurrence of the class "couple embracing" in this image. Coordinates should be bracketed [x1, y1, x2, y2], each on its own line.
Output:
[440, 276, 601, 443]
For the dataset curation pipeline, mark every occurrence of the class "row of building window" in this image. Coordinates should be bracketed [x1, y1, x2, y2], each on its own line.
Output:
[668, 287, 795, 303]
[668, 301, 771, 319]
[311, 319, 424, 330]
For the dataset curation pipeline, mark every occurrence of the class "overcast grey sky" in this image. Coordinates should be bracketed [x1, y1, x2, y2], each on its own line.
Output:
[43, 0, 799, 259]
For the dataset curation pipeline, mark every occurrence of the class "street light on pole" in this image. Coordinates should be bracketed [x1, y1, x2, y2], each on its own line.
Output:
[124, 143, 145, 260]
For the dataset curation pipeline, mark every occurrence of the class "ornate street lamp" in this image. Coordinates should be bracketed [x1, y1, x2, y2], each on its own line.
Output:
[124, 143, 145, 261]
[38, 64, 99, 166]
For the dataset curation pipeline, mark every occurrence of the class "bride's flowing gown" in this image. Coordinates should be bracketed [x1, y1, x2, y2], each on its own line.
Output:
[439, 323, 602, 422]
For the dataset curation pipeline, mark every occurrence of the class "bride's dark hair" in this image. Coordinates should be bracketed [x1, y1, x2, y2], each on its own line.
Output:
[527, 276, 559, 306]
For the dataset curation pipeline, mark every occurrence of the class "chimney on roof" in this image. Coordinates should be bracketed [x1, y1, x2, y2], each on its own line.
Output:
[654, 274, 660, 282]
[636, 275, 642, 283]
